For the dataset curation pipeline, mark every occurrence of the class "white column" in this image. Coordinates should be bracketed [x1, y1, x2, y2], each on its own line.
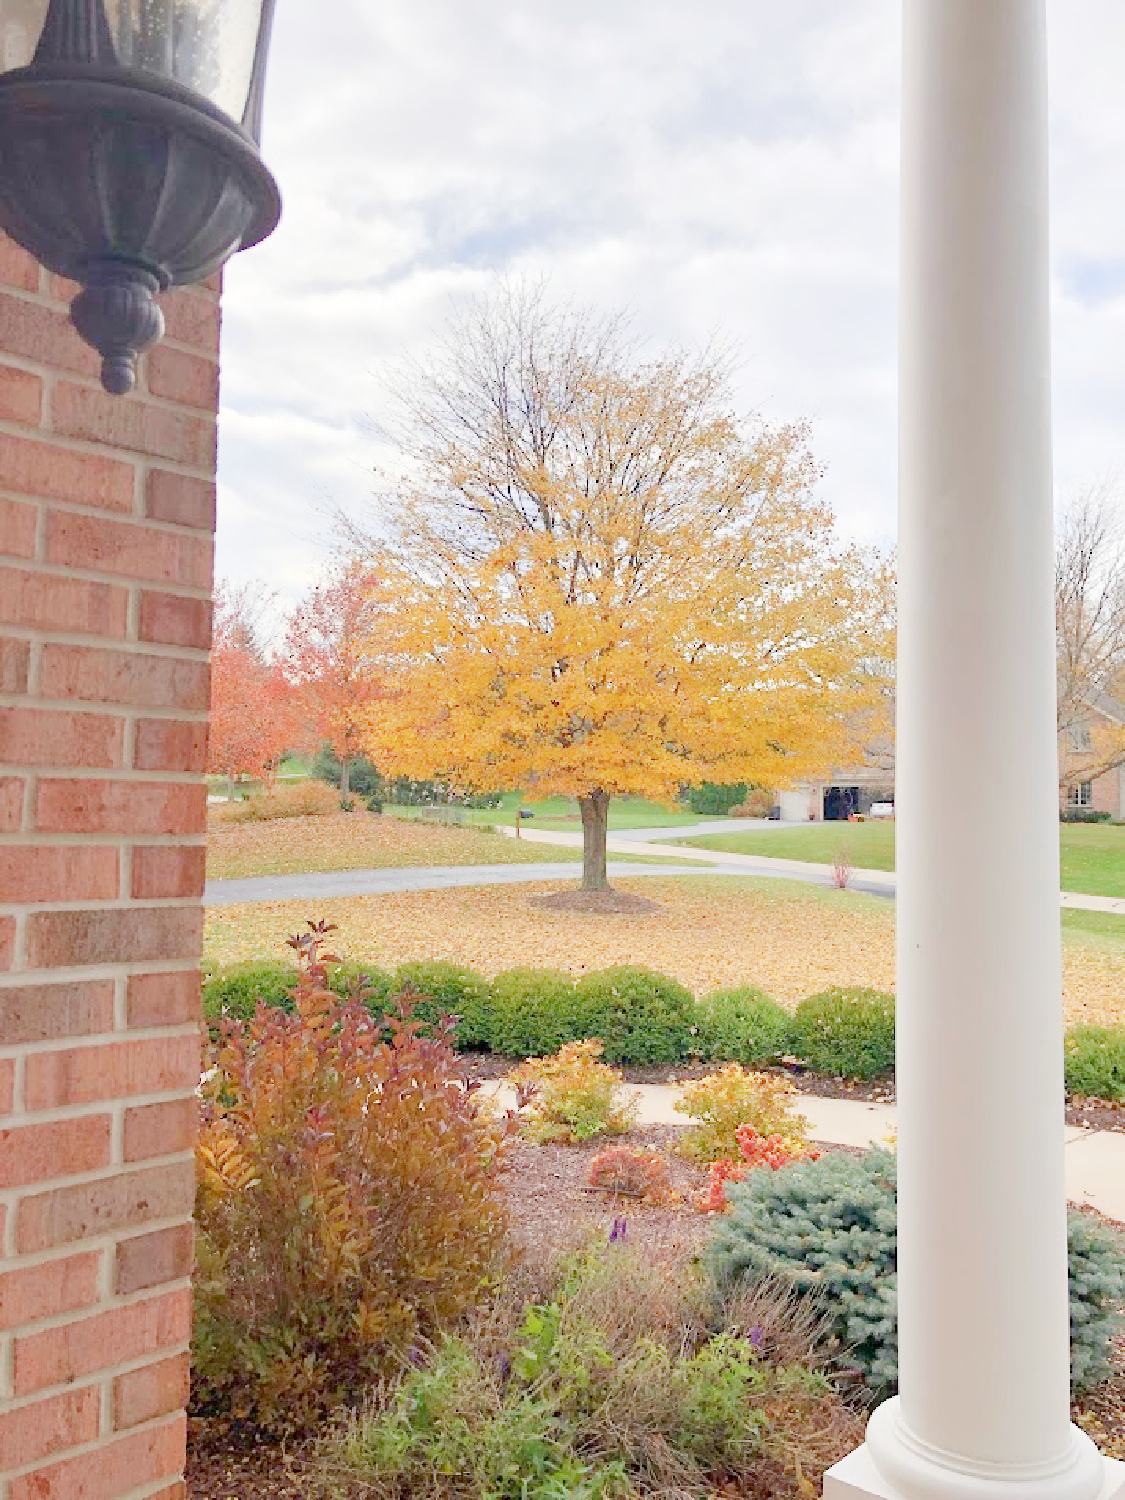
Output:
[826, 4, 1123, 1498]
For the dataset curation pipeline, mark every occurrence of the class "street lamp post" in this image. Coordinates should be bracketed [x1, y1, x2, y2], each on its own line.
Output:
[0, 0, 280, 393]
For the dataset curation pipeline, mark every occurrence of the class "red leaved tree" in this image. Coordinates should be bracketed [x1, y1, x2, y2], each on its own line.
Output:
[208, 584, 294, 798]
[281, 564, 382, 799]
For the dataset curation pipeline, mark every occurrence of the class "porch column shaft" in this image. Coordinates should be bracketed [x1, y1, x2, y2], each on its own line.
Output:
[827, 4, 1119, 1496]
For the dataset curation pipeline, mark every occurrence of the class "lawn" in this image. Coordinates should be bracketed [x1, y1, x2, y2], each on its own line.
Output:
[205, 808, 694, 881]
[677, 820, 1125, 897]
[202, 874, 1125, 1029]
[386, 790, 711, 833]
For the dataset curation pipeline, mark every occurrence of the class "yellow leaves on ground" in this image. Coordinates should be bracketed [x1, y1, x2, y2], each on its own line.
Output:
[205, 810, 579, 880]
[203, 875, 1125, 1027]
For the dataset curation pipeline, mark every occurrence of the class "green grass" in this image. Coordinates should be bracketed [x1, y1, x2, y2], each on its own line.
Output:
[1061, 908, 1125, 954]
[677, 821, 1125, 898]
[385, 791, 713, 833]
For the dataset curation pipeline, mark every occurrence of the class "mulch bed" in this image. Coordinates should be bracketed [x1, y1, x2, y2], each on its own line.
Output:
[187, 1120, 1125, 1498]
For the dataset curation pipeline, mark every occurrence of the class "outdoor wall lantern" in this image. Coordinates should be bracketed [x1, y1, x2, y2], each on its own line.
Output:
[0, 0, 281, 393]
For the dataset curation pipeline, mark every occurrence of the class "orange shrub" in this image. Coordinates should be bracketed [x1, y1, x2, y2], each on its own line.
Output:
[586, 1145, 677, 1205]
[505, 1039, 638, 1144]
[694, 1126, 821, 1213]
[674, 1064, 810, 1165]
[193, 921, 514, 1435]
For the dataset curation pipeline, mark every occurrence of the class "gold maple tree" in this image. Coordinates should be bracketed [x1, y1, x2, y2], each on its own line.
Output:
[356, 287, 892, 890]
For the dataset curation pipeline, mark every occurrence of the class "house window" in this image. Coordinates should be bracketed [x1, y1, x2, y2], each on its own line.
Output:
[1067, 723, 1093, 752]
[1067, 782, 1093, 807]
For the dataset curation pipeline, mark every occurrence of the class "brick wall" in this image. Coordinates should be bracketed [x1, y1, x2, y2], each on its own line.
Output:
[0, 233, 218, 1500]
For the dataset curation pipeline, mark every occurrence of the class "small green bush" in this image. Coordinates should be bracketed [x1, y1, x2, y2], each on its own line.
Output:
[790, 987, 895, 1078]
[1065, 1026, 1125, 1101]
[706, 1150, 1125, 1398]
[1060, 809, 1112, 823]
[682, 781, 748, 816]
[394, 960, 493, 1049]
[696, 986, 793, 1065]
[201, 960, 397, 1029]
[574, 965, 695, 1064]
[201, 960, 298, 1024]
[489, 968, 583, 1057]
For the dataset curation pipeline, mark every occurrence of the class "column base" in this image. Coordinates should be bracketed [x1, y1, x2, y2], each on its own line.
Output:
[824, 1399, 1125, 1500]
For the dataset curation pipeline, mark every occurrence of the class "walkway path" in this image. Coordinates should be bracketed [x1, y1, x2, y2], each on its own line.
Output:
[482, 1081, 1125, 1224]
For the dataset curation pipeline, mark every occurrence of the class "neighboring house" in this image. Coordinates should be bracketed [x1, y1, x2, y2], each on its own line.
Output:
[1058, 692, 1125, 819]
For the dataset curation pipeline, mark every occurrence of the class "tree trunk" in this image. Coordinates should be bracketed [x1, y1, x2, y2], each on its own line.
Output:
[340, 756, 350, 799]
[578, 790, 610, 891]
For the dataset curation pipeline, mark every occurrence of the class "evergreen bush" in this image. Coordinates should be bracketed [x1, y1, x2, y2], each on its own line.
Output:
[489, 967, 583, 1057]
[1065, 1026, 1125, 1101]
[574, 965, 696, 1064]
[707, 1150, 1125, 1398]
[394, 959, 493, 1049]
[790, 987, 896, 1078]
[696, 986, 794, 1065]
[682, 781, 748, 815]
[201, 960, 298, 1024]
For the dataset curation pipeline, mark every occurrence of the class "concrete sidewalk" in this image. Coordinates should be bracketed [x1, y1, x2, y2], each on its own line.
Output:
[504, 826, 1124, 913]
[484, 1081, 1125, 1224]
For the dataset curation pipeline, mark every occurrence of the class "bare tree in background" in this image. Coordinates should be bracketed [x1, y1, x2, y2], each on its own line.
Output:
[1055, 483, 1125, 788]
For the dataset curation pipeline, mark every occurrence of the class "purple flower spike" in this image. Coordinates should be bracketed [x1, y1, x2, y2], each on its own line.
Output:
[749, 1325, 764, 1350]
[609, 1216, 628, 1243]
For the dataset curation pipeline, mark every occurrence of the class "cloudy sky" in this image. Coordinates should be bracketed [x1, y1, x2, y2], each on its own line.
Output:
[215, 1, 1125, 609]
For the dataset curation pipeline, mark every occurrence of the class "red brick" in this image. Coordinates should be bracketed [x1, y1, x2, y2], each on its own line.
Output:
[0, 707, 125, 768]
[0, 1115, 112, 1189]
[0, 1386, 100, 1471]
[0, 430, 134, 510]
[139, 589, 212, 649]
[0, 289, 100, 378]
[15, 1287, 191, 1395]
[1, 634, 30, 692]
[10, 1411, 186, 1500]
[0, 980, 115, 1045]
[147, 344, 219, 411]
[133, 717, 208, 772]
[40, 642, 210, 710]
[115, 1223, 194, 1296]
[114, 1351, 190, 1431]
[0, 776, 25, 828]
[46, 271, 80, 303]
[0, 1057, 14, 1111]
[36, 778, 206, 835]
[0, 846, 119, 902]
[46, 510, 212, 587]
[145, 468, 216, 531]
[0, 567, 128, 635]
[0, 363, 43, 425]
[159, 288, 221, 354]
[0, 916, 14, 971]
[0, 1251, 101, 1332]
[17, 1159, 195, 1253]
[131, 844, 206, 900]
[51, 381, 216, 468]
[24, 905, 204, 971]
[124, 1098, 196, 1162]
[126, 971, 201, 1028]
[25, 1035, 200, 1111]
[0, 237, 40, 292]
[0, 496, 39, 558]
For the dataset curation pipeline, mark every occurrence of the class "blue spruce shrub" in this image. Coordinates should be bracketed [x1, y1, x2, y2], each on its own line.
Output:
[706, 1149, 1124, 1398]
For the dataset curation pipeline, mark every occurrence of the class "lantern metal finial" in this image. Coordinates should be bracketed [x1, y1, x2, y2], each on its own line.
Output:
[0, 0, 280, 394]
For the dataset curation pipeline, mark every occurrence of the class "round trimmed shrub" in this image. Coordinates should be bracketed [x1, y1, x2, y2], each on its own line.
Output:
[1065, 1026, 1125, 1101]
[573, 965, 695, 1064]
[201, 961, 298, 1024]
[488, 968, 582, 1057]
[790, 987, 895, 1078]
[707, 1149, 1125, 1398]
[696, 986, 793, 1065]
[393, 960, 492, 1049]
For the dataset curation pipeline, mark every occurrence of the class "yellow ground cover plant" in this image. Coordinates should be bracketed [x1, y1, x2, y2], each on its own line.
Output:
[505, 1039, 640, 1144]
[674, 1064, 811, 1165]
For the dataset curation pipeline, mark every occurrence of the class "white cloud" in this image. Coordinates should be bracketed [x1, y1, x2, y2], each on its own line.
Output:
[215, 0, 1125, 606]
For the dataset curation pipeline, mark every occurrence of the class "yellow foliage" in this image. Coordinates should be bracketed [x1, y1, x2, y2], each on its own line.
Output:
[356, 291, 893, 811]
